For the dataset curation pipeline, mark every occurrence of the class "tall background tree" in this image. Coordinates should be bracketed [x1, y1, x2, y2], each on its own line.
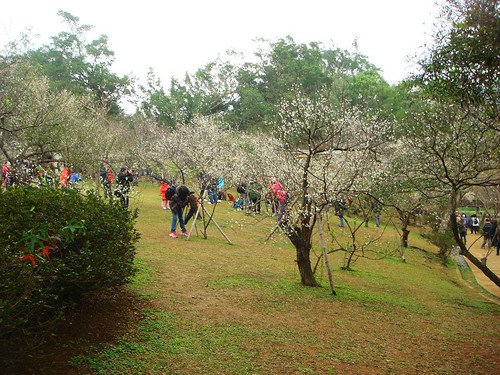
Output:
[138, 38, 399, 131]
[418, 0, 499, 129]
[28, 11, 131, 116]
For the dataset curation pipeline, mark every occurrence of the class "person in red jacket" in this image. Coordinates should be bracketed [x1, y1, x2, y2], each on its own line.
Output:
[2, 161, 13, 189]
[107, 168, 115, 184]
[160, 182, 169, 209]
[59, 166, 70, 189]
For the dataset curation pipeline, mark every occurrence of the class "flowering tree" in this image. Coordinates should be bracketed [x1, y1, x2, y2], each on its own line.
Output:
[130, 117, 172, 178]
[0, 58, 131, 190]
[403, 100, 500, 286]
[63, 106, 133, 189]
[409, 0, 500, 286]
[472, 185, 500, 219]
[370, 142, 431, 250]
[271, 86, 390, 286]
[165, 117, 238, 185]
[0, 61, 77, 165]
[148, 116, 239, 240]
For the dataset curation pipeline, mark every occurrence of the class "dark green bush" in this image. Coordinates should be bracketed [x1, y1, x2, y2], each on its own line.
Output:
[421, 229, 455, 265]
[0, 187, 139, 337]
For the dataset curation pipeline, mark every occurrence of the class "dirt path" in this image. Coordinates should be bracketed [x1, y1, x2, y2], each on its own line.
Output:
[464, 233, 500, 298]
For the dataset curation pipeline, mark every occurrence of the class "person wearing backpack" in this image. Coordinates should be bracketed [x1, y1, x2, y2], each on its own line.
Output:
[116, 166, 133, 208]
[169, 185, 189, 238]
[335, 199, 346, 228]
[458, 215, 467, 244]
[247, 180, 263, 214]
[481, 218, 493, 248]
[165, 182, 177, 202]
[470, 214, 480, 234]
[100, 166, 113, 200]
[236, 182, 247, 209]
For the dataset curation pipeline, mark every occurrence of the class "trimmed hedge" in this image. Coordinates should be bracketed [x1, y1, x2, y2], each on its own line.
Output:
[0, 187, 139, 337]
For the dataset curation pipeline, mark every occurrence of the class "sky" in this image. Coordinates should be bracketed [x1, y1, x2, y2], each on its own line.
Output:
[0, 0, 441, 87]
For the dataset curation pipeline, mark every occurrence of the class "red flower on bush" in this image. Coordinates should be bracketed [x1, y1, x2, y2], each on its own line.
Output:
[16, 253, 36, 267]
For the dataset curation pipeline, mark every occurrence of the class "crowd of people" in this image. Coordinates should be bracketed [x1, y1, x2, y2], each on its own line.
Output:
[158, 173, 390, 239]
[157, 175, 500, 255]
[158, 175, 290, 239]
[2, 160, 83, 191]
[4, 159, 499, 256]
[456, 212, 500, 255]
[0, 160, 138, 210]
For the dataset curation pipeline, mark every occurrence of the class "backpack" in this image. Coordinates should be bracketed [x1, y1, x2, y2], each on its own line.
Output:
[236, 184, 246, 194]
[177, 185, 190, 201]
[166, 185, 177, 200]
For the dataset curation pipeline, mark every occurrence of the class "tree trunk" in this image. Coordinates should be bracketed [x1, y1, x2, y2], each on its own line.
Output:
[291, 150, 318, 287]
[296, 243, 319, 287]
[397, 209, 411, 248]
[284, 226, 319, 287]
[401, 216, 410, 248]
[401, 228, 409, 248]
[450, 190, 500, 287]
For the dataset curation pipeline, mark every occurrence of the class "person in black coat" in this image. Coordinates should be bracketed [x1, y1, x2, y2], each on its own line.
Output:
[169, 185, 190, 238]
[116, 166, 133, 208]
[481, 218, 494, 248]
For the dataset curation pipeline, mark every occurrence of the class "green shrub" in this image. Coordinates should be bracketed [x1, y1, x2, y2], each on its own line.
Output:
[0, 187, 139, 337]
[421, 229, 455, 265]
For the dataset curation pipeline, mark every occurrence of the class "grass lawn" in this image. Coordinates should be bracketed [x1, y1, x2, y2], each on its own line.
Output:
[73, 183, 499, 374]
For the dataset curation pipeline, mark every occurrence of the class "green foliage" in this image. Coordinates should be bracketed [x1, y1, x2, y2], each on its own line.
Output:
[27, 11, 131, 115]
[139, 37, 401, 131]
[0, 187, 139, 337]
[416, 0, 499, 125]
[421, 230, 455, 265]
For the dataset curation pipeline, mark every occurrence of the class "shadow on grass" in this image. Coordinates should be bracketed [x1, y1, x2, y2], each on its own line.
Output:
[0, 288, 146, 375]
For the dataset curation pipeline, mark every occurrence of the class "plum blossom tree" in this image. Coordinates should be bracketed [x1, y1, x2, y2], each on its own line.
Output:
[0, 58, 130, 189]
[403, 100, 500, 286]
[408, 0, 500, 286]
[130, 117, 172, 178]
[472, 185, 500, 219]
[370, 142, 431, 251]
[62, 105, 133, 188]
[0, 61, 78, 165]
[153, 116, 240, 239]
[271, 86, 391, 286]
[162, 116, 238, 185]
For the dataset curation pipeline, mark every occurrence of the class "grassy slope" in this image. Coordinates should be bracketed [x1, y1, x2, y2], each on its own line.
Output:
[76, 184, 499, 374]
